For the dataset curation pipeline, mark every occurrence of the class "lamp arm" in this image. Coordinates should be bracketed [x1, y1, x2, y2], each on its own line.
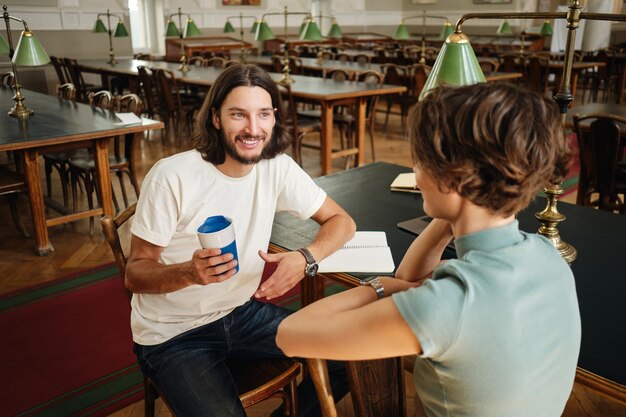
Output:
[455, 12, 564, 33]
[402, 14, 449, 24]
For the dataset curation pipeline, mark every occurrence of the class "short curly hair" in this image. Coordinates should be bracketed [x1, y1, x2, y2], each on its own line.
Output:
[409, 82, 571, 216]
[193, 64, 291, 164]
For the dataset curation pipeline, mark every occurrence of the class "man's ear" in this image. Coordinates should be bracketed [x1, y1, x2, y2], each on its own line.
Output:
[211, 108, 220, 129]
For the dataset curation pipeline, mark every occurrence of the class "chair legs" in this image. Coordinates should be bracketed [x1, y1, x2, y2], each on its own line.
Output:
[6, 193, 30, 237]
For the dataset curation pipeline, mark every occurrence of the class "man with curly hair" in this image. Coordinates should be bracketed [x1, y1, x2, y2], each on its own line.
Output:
[277, 82, 581, 417]
[126, 64, 355, 416]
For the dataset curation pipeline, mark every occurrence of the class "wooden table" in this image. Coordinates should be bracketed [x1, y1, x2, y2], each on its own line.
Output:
[165, 36, 251, 61]
[269, 162, 626, 414]
[79, 59, 406, 175]
[0, 87, 163, 255]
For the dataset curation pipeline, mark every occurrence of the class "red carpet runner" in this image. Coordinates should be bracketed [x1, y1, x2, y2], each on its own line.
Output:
[0, 263, 344, 416]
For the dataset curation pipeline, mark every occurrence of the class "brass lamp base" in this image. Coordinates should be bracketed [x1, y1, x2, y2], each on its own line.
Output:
[178, 55, 190, 73]
[8, 105, 33, 120]
[535, 183, 577, 264]
[280, 54, 293, 84]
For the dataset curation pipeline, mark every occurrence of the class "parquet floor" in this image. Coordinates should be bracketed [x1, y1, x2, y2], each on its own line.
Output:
[1, 107, 624, 416]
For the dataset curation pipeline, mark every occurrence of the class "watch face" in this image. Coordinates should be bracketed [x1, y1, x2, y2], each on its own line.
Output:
[306, 263, 319, 277]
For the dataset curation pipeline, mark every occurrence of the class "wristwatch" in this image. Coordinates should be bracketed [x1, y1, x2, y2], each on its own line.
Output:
[297, 247, 319, 278]
[363, 277, 385, 299]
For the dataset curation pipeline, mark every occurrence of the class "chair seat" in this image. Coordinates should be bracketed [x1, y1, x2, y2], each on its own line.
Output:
[69, 154, 128, 171]
[228, 358, 301, 407]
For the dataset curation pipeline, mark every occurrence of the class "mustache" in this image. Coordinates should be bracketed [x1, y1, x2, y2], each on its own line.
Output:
[235, 133, 266, 141]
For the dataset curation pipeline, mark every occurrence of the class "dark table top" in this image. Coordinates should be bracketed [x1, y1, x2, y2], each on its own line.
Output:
[0, 87, 160, 151]
[270, 162, 626, 387]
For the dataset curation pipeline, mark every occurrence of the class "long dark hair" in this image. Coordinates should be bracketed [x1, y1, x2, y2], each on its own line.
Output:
[193, 64, 291, 164]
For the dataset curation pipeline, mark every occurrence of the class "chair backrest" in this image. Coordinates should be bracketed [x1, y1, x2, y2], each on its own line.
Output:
[113, 93, 143, 116]
[206, 57, 226, 68]
[225, 59, 241, 68]
[137, 65, 159, 116]
[63, 57, 89, 100]
[381, 63, 409, 88]
[335, 53, 351, 63]
[100, 203, 136, 300]
[525, 54, 551, 94]
[276, 81, 299, 138]
[320, 50, 334, 61]
[50, 56, 71, 84]
[88, 90, 114, 109]
[408, 64, 431, 99]
[288, 57, 303, 75]
[573, 112, 626, 211]
[324, 68, 353, 82]
[56, 82, 77, 101]
[354, 53, 371, 65]
[133, 53, 154, 61]
[498, 52, 524, 74]
[1, 71, 14, 87]
[188, 56, 208, 67]
[479, 58, 500, 73]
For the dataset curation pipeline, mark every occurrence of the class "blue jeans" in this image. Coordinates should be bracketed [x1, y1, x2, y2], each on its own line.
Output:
[134, 299, 349, 417]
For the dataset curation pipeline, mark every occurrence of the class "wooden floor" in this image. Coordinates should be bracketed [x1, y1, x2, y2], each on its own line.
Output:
[1, 105, 624, 416]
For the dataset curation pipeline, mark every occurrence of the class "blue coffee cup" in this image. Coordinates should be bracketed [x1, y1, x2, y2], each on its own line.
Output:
[197, 216, 239, 272]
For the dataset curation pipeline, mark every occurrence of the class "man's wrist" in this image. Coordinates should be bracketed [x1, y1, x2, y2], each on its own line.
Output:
[297, 247, 319, 277]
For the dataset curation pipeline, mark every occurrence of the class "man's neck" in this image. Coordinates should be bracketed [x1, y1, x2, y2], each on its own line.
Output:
[215, 156, 256, 178]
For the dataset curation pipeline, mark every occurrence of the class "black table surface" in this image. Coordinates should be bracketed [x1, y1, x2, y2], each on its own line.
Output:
[270, 162, 626, 386]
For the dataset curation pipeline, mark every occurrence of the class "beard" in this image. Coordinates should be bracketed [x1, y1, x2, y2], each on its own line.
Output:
[220, 131, 268, 165]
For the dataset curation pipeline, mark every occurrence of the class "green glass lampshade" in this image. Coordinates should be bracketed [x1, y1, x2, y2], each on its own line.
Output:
[223, 20, 235, 33]
[184, 18, 202, 38]
[393, 23, 410, 40]
[250, 20, 260, 34]
[255, 20, 275, 41]
[165, 20, 180, 37]
[12, 30, 51, 66]
[92, 18, 107, 33]
[540, 20, 553, 36]
[300, 19, 323, 41]
[418, 32, 486, 101]
[298, 19, 306, 38]
[326, 21, 343, 39]
[497, 19, 513, 35]
[113, 20, 129, 37]
[439, 22, 454, 41]
[0, 35, 9, 55]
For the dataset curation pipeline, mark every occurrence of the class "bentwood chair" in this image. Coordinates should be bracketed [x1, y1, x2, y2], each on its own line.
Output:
[100, 204, 301, 417]
[0, 164, 30, 238]
[277, 81, 322, 166]
[573, 113, 626, 214]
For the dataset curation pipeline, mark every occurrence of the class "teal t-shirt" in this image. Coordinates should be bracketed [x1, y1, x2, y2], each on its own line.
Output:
[392, 221, 581, 417]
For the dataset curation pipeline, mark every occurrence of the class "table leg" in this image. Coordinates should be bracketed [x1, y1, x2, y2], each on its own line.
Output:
[320, 102, 334, 175]
[354, 98, 367, 168]
[94, 137, 114, 217]
[22, 149, 53, 256]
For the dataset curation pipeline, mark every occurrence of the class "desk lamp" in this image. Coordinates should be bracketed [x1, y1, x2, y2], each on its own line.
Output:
[1, 5, 50, 120]
[393, 11, 452, 64]
[254, 6, 322, 84]
[165, 7, 201, 73]
[313, 15, 342, 65]
[223, 12, 257, 63]
[418, 0, 626, 263]
[92, 9, 129, 65]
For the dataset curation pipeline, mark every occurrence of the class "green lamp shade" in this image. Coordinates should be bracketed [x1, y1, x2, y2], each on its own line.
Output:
[92, 18, 107, 33]
[255, 20, 275, 41]
[0, 35, 9, 55]
[12, 30, 50, 66]
[326, 22, 343, 39]
[113, 21, 129, 37]
[300, 19, 323, 41]
[540, 20, 553, 36]
[165, 20, 180, 37]
[418, 32, 486, 101]
[184, 18, 202, 37]
[439, 22, 454, 41]
[250, 20, 260, 34]
[497, 20, 513, 35]
[224, 20, 235, 33]
[393, 23, 410, 40]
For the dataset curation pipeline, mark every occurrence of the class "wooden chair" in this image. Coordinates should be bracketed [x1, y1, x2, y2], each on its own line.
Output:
[137, 66, 160, 120]
[1, 71, 14, 87]
[153, 68, 194, 134]
[277, 81, 322, 166]
[306, 356, 407, 417]
[41, 83, 78, 209]
[354, 53, 371, 65]
[206, 57, 227, 69]
[0, 165, 30, 238]
[573, 113, 626, 214]
[50, 56, 72, 85]
[335, 52, 351, 63]
[100, 203, 301, 417]
[479, 58, 500, 73]
[63, 57, 102, 102]
[380, 63, 413, 130]
[187, 56, 208, 67]
[525, 54, 552, 97]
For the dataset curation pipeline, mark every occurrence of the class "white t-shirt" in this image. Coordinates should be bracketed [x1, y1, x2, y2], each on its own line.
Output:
[130, 150, 326, 345]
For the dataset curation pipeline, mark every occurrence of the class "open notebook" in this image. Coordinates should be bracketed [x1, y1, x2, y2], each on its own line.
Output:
[318, 231, 395, 273]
